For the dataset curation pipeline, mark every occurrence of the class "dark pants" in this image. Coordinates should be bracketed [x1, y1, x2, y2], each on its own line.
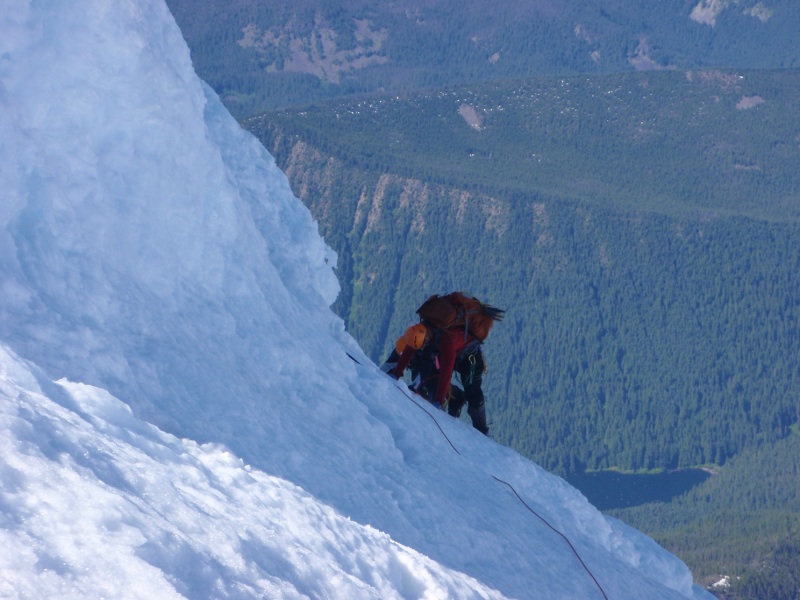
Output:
[386, 342, 489, 435]
[448, 350, 488, 435]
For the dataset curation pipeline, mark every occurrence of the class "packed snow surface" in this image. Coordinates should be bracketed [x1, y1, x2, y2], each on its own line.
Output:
[0, 1, 713, 598]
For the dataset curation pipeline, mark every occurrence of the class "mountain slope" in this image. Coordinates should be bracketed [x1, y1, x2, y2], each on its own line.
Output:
[0, 1, 712, 598]
[166, 0, 800, 116]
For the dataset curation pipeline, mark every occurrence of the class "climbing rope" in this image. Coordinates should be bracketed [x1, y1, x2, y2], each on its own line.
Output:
[348, 351, 609, 599]
[395, 380, 608, 600]
[490, 475, 609, 600]
[395, 384, 461, 455]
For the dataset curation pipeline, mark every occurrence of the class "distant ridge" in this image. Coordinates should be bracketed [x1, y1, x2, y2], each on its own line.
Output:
[166, 0, 800, 117]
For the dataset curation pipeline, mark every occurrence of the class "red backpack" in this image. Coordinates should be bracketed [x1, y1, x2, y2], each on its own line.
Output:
[416, 292, 504, 341]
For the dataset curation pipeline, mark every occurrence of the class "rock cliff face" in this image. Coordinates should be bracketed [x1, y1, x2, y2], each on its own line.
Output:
[237, 18, 389, 84]
[275, 134, 514, 233]
[260, 125, 518, 360]
[690, 0, 774, 27]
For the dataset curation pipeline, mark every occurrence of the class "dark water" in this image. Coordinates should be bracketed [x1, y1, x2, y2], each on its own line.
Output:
[566, 469, 713, 511]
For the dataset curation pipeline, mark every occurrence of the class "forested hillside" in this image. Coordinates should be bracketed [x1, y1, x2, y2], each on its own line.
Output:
[610, 431, 800, 595]
[247, 70, 800, 476]
[167, 0, 800, 117]
[254, 69, 800, 222]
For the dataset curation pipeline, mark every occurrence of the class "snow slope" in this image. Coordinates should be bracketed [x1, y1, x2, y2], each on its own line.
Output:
[0, 1, 713, 598]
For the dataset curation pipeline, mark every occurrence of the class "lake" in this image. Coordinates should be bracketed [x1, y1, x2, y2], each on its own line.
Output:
[566, 468, 713, 510]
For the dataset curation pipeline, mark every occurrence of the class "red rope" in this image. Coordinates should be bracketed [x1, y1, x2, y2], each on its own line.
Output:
[365, 359, 609, 599]
[396, 384, 461, 455]
[490, 475, 609, 600]
[395, 381, 608, 600]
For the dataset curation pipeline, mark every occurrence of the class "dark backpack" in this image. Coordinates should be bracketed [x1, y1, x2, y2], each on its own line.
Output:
[416, 292, 504, 342]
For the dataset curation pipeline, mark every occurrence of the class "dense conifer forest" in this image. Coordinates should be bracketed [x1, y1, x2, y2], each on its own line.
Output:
[611, 432, 800, 596]
[247, 71, 800, 474]
[256, 69, 800, 221]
